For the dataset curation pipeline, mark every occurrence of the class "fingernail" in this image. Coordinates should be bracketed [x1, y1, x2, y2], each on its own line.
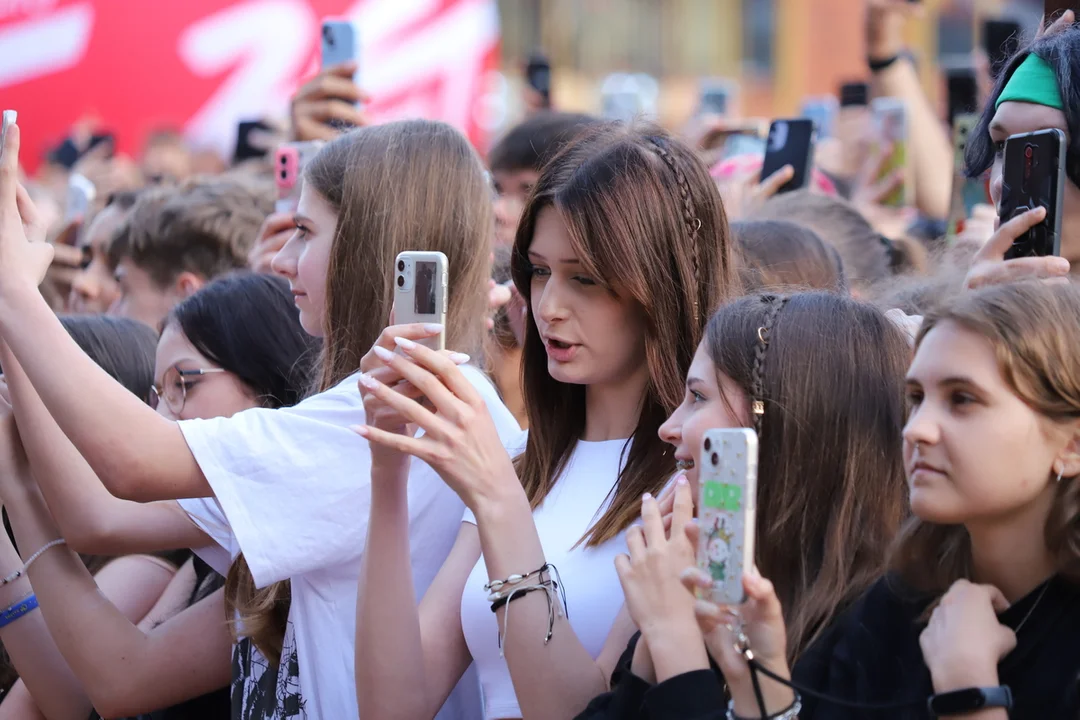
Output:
[642, 492, 653, 502]
[1052, 257, 1070, 272]
[358, 373, 378, 389]
[423, 323, 444, 333]
[394, 336, 417, 351]
[676, 476, 688, 486]
[351, 425, 369, 437]
[450, 352, 471, 365]
[373, 346, 395, 362]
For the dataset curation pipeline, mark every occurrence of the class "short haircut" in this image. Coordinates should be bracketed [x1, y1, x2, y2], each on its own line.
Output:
[487, 111, 602, 173]
[107, 175, 273, 287]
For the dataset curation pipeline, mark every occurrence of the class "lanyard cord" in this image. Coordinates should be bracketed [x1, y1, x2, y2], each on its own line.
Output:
[734, 629, 927, 715]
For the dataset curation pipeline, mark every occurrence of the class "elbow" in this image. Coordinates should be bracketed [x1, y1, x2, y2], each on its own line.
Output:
[87, 675, 148, 720]
[64, 520, 121, 556]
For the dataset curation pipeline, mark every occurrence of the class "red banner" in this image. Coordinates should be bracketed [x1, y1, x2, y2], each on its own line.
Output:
[0, 0, 500, 172]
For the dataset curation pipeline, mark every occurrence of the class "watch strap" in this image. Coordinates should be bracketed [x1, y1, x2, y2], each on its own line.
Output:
[928, 686, 1013, 717]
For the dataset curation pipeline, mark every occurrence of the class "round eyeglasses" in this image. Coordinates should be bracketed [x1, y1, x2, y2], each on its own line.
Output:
[149, 366, 226, 414]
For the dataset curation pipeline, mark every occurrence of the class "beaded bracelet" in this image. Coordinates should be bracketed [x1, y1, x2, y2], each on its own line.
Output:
[1, 539, 66, 588]
[484, 562, 551, 596]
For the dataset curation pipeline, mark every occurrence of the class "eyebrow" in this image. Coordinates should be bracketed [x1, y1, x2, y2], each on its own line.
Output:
[686, 376, 704, 389]
[905, 375, 981, 389]
[527, 250, 581, 265]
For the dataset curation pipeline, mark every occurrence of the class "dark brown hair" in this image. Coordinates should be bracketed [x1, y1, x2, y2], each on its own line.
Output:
[228, 120, 495, 664]
[732, 220, 846, 293]
[510, 121, 736, 546]
[706, 292, 910, 659]
[892, 282, 1080, 594]
[488, 111, 602, 174]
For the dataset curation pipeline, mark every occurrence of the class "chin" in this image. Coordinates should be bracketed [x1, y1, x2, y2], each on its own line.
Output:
[545, 360, 590, 386]
[298, 311, 323, 339]
[909, 489, 965, 525]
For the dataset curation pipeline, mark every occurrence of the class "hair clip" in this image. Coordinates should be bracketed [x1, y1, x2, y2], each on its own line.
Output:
[757, 327, 769, 344]
[753, 400, 765, 415]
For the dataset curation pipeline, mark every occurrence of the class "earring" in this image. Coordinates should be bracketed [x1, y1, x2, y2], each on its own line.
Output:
[1055, 463, 1065, 483]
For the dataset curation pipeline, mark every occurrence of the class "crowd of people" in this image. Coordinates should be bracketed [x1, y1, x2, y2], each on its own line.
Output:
[0, 1, 1078, 719]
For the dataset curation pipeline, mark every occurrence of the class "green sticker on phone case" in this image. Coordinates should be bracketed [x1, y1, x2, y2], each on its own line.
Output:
[702, 480, 741, 511]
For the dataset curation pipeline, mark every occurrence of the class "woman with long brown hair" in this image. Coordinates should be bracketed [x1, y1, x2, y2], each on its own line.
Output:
[0, 119, 515, 718]
[576, 291, 909, 718]
[353, 120, 735, 720]
[712, 282, 1080, 719]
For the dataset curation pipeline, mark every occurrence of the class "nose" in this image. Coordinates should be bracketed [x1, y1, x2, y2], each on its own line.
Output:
[659, 404, 684, 446]
[271, 232, 300, 279]
[535, 277, 568, 327]
[902, 401, 940, 449]
[70, 270, 97, 302]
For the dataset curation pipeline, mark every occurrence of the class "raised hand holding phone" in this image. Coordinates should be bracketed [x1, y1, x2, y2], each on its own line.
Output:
[965, 206, 1070, 290]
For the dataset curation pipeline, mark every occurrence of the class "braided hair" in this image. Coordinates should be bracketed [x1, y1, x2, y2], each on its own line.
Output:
[647, 135, 703, 324]
[750, 294, 789, 435]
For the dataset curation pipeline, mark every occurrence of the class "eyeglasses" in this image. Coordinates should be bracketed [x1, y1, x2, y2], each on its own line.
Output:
[149, 366, 226, 414]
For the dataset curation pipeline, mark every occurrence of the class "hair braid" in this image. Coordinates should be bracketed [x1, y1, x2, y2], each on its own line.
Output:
[647, 136, 702, 322]
[751, 294, 789, 435]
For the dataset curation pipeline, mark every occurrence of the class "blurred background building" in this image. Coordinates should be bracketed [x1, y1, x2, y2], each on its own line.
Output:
[497, 0, 1043, 125]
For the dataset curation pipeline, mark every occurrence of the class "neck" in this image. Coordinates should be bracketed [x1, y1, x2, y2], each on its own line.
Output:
[582, 365, 649, 442]
[967, 485, 1057, 603]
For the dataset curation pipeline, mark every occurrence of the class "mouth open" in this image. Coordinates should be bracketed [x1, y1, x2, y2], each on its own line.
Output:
[676, 458, 695, 471]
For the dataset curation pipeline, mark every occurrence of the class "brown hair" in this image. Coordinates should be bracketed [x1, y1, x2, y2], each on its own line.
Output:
[751, 191, 891, 289]
[510, 121, 736, 546]
[107, 176, 273, 285]
[226, 120, 495, 663]
[732, 220, 846, 293]
[892, 282, 1080, 595]
[705, 292, 910, 659]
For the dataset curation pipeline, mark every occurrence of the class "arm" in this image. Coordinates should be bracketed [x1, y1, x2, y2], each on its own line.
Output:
[355, 456, 477, 720]
[4, 480, 230, 718]
[473, 487, 638, 720]
[0, 310, 207, 502]
[0, 682, 47, 720]
[867, 1, 951, 220]
[2, 346, 211, 554]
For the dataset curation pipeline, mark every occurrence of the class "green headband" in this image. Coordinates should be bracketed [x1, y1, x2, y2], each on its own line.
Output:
[996, 53, 1065, 110]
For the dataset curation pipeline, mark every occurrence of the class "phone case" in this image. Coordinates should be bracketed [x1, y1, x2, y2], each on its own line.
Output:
[274, 141, 323, 214]
[871, 98, 909, 208]
[760, 119, 816, 194]
[0, 110, 15, 161]
[801, 97, 837, 138]
[1000, 129, 1067, 259]
[321, 19, 362, 82]
[394, 251, 448, 351]
[697, 428, 758, 605]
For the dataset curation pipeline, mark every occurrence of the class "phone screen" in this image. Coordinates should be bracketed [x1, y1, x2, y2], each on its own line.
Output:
[415, 261, 436, 315]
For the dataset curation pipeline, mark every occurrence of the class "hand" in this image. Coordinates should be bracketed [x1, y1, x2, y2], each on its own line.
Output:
[487, 279, 512, 331]
[964, 207, 1070, 290]
[505, 283, 528, 347]
[615, 480, 699, 636]
[867, 0, 923, 61]
[354, 338, 518, 509]
[850, 141, 916, 236]
[1037, 9, 1075, 39]
[919, 579, 1016, 693]
[0, 126, 56, 295]
[682, 567, 795, 717]
[953, 204, 997, 252]
[249, 213, 295, 273]
[717, 164, 795, 221]
[290, 62, 370, 142]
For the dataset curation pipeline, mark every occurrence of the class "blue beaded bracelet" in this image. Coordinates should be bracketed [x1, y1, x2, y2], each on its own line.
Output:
[0, 594, 38, 630]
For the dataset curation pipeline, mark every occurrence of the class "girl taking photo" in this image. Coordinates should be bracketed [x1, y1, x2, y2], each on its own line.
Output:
[354, 121, 735, 720]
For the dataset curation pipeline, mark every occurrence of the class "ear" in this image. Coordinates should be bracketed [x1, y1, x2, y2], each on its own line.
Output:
[1055, 423, 1080, 479]
[174, 271, 205, 299]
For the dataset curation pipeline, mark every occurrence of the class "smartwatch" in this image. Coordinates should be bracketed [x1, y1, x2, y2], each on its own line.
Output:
[928, 686, 1013, 717]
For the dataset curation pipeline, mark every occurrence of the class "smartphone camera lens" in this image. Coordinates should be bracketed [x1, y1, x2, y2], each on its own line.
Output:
[396, 275, 404, 288]
[398, 260, 405, 272]
[280, 170, 287, 180]
[711, 452, 719, 466]
[703, 437, 712, 452]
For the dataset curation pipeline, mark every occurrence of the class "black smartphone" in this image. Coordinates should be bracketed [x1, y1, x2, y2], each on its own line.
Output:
[947, 68, 979, 128]
[983, 19, 1022, 78]
[526, 54, 552, 106]
[1000, 129, 1067, 259]
[760, 119, 816, 194]
[234, 120, 273, 163]
[839, 81, 869, 108]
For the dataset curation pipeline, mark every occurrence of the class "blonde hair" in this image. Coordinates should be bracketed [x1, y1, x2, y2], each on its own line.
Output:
[892, 282, 1080, 594]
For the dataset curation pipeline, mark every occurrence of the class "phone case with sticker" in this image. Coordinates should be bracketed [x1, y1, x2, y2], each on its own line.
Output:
[697, 428, 758, 605]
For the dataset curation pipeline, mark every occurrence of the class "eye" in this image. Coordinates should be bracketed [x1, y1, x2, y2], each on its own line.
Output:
[528, 264, 550, 278]
[905, 389, 924, 407]
[950, 391, 977, 407]
[690, 390, 706, 403]
[573, 275, 597, 286]
[293, 222, 310, 239]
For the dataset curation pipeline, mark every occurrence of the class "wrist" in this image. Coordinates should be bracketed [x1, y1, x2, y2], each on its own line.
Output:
[930, 664, 1000, 694]
[730, 656, 794, 719]
[639, 620, 710, 683]
[468, 472, 529, 520]
[0, 284, 42, 329]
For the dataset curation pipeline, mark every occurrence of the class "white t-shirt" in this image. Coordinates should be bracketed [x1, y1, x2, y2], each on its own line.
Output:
[178, 364, 520, 720]
[459, 438, 631, 720]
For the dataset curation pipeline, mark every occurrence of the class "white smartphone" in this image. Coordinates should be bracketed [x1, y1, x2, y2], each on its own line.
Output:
[394, 251, 448, 351]
[65, 173, 96, 223]
[321, 18, 362, 87]
[697, 428, 758, 605]
[1, 110, 16, 162]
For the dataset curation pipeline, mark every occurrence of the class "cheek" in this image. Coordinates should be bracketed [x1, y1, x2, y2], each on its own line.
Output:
[989, 161, 1003, 207]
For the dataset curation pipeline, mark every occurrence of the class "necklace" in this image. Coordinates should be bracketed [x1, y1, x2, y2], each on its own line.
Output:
[1013, 580, 1051, 635]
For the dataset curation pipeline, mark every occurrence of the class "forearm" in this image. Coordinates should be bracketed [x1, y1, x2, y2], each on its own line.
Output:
[639, 622, 710, 684]
[0, 509, 90, 720]
[356, 462, 431, 720]
[0, 294, 199, 502]
[872, 60, 952, 219]
[474, 487, 613, 720]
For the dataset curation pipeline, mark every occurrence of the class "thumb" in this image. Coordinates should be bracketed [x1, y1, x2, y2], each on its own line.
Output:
[1, 122, 20, 208]
[983, 584, 1011, 614]
[978, 206, 1045, 261]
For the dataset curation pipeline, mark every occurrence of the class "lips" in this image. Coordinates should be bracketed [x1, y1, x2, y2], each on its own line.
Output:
[675, 456, 695, 471]
[909, 460, 946, 481]
[544, 336, 578, 363]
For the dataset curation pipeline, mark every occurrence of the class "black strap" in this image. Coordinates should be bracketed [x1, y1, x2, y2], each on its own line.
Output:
[745, 654, 925, 711]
